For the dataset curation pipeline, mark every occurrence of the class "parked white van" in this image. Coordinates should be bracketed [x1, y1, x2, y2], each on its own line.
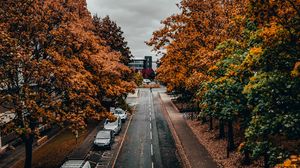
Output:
[104, 115, 122, 135]
[61, 160, 91, 168]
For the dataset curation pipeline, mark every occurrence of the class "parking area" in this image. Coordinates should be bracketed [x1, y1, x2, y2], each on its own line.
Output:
[86, 119, 131, 168]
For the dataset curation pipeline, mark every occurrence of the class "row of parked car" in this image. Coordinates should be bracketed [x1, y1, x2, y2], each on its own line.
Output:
[93, 107, 127, 149]
[61, 107, 128, 168]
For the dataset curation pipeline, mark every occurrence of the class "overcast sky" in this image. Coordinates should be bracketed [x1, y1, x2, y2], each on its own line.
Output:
[86, 0, 180, 60]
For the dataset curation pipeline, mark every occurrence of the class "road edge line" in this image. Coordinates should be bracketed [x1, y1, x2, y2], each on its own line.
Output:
[158, 93, 192, 168]
[111, 113, 134, 168]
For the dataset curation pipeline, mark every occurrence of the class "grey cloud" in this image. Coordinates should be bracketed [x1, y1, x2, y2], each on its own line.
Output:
[86, 0, 180, 58]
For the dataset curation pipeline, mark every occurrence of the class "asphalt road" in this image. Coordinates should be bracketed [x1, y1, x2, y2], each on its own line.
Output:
[115, 88, 181, 168]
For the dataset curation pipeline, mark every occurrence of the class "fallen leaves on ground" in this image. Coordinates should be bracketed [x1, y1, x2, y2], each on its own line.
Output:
[186, 120, 263, 168]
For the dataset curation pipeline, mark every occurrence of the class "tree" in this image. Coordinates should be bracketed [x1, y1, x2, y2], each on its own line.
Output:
[0, 0, 133, 167]
[150, 0, 300, 166]
[92, 15, 132, 65]
[141, 68, 155, 80]
[240, 1, 300, 166]
[92, 15, 136, 108]
[148, 0, 247, 98]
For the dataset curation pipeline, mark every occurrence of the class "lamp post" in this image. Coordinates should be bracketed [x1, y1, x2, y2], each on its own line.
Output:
[75, 130, 78, 144]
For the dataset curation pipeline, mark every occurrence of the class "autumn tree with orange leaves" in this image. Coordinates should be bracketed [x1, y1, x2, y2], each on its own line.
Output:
[149, 0, 300, 167]
[92, 15, 133, 65]
[148, 0, 246, 99]
[92, 15, 136, 108]
[0, 0, 135, 168]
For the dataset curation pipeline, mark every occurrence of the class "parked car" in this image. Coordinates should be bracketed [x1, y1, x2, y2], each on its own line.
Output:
[93, 129, 114, 149]
[143, 79, 151, 84]
[61, 160, 91, 168]
[104, 115, 122, 135]
[114, 108, 127, 122]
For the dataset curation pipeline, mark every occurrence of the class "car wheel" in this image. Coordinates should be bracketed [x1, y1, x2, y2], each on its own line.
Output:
[93, 145, 99, 151]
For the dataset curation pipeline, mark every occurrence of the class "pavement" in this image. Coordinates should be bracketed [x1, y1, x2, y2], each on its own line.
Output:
[0, 126, 61, 168]
[127, 89, 139, 98]
[67, 120, 103, 160]
[159, 92, 219, 168]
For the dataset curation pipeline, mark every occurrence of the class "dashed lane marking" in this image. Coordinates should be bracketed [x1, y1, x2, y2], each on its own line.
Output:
[150, 131, 152, 140]
[151, 144, 153, 156]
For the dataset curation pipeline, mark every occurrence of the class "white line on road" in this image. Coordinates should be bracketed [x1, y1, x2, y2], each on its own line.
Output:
[152, 162, 154, 168]
[150, 117, 152, 121]
[151, 144, 153, 156]
[150, 131, 152, 140]
[150, 123, 152, 130]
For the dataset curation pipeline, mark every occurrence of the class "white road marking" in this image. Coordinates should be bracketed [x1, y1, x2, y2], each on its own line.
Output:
[150, 123, 152, 130]
[150, 131, 152, 140]
[151, 144, 153, 156]
[150, 117, 152, 121]
[152, 162, 154, 168]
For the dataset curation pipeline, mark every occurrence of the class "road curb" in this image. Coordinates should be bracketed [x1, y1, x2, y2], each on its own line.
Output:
[111, 113, 134, 168]
[158, 93, 191, 168]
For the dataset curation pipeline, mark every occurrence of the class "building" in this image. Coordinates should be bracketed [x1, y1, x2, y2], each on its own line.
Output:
[128, 56, 154, 71]
[144, 56, 152, 69]
[128, 58, 145, 71]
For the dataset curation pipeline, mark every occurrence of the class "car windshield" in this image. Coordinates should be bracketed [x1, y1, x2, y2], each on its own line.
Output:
[105, 119, 118, 126]
[114, 110, 123, 114]
[96, 131, 110, 139]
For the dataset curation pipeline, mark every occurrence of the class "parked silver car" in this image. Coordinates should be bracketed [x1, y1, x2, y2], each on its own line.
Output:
[104, 115, 122, 135]
[114, 108, 128, 122]
[93, 130, 114, 149]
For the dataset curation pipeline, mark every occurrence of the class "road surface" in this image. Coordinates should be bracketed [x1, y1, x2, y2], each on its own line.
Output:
[115, 88, 181, 168]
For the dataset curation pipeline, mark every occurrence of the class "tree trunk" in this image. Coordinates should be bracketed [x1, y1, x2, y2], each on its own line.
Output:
[219, 119, 225, 139]
[243, 149, 251, 165]
[264, 148, 270, 168]
[200, 112, 207, 124]
[23, 133, 34, 168]
[201, 117, 206, 124]
[209, 117, 213, 130]
[227, 120, 235, 151]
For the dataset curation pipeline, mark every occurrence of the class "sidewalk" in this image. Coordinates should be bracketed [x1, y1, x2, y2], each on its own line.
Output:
[159, 93, 218, 168]
[127, 89, 139, 98]
[68, 120, 104, 160]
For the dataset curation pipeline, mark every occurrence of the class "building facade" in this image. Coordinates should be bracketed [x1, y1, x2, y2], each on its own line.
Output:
[129, 56, 153, 71]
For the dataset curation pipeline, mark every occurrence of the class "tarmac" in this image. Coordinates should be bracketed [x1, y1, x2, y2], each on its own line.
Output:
[159, 92, 219, 168]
